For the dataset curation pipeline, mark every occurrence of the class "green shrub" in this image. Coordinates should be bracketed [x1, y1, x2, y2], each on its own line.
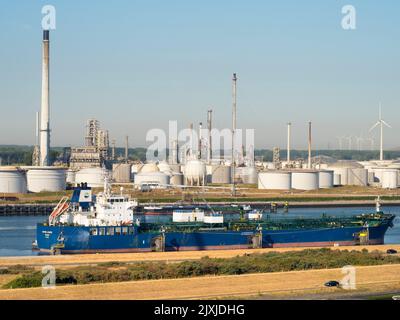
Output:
[3, 272, 43, 289]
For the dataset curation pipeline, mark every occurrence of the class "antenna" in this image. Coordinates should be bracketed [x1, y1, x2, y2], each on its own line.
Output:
[287, 122, 291, 163]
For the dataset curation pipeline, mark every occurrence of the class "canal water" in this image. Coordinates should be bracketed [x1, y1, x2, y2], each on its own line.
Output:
[0, 206, 399, 257]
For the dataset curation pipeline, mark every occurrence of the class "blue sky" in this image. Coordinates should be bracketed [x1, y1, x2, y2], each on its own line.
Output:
[0, 1, 399, 149]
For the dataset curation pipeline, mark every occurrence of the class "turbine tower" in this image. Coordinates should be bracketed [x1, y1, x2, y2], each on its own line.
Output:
[356, 135, 363, 151]
[369, 104, 391, 161]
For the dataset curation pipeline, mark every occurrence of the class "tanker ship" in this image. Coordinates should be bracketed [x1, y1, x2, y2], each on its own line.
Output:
[35, 182, 395, 254]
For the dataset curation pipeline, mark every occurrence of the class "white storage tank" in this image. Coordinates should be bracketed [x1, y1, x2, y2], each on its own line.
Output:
[370, 168, 386, 183]
[327, 161, 364, 186]
[170, 173, 184, 186]
[291, 171, 319, 190]
[333, 174, 341, 186]
[209, 165, 231, 184]
[347, 168, 368, 186]
[258, 171, 291, 190]
[318, 170, 334, 189]
[66, 169, 76, 185]
[368, 172, 375, 185]
[0, 167, 27, 194]
[75, 167, 109, 188]
[26, 167, 66, 193]
[382, 170, 398, 189]
[240, 167, 258, 184]
[112, 163, 132, 183]
[134, 172, 169, 187]
[184, 160, 206, 186]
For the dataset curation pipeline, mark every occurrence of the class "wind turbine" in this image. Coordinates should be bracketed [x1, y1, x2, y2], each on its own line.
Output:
[337, 136, 345, 150]
[369, 104, 391, 161]
[346, 136, 353, 150]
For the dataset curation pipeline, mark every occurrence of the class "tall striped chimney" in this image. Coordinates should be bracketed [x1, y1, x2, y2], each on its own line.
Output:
[40, 30, 50, 166]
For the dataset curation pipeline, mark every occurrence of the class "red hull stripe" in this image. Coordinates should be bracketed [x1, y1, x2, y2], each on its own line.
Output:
[40, 239, 384, 254]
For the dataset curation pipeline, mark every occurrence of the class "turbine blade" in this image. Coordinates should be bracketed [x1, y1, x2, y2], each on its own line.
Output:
[382, 120, 392, 128]
[369, 122, 380, 132]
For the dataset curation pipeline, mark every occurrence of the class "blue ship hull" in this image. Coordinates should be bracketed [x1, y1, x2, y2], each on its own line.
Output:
[36, 221, 392, 254]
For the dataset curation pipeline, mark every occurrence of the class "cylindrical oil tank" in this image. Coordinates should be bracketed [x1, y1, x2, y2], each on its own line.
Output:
[0, 167, 27, 194]
[382, 170, 398, 189]
[210, 165, 231, 184]
[26, 167, 66, 192]
[291, 171, 319, 190]
[347, 168, 368, 186]
[134, 172, 169, 187]
[333, 174, 341, 186]
[75, 167, 109, 188]
[368, 172, 375, 185]
[370, 168, 385, 183]
[112, 163, 132, 183]
[170, 173, 184, 186]
[258, 171, 291, 190]
[328, 168, 348, 185]
[318, 170, 334, 189]
[66, 169, 76, 185]
[241, 167, 258, 184]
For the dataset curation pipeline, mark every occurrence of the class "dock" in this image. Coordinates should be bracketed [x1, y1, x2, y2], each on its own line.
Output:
[0, 204, 55, 216]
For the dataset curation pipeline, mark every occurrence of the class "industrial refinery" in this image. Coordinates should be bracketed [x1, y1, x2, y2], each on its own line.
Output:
[0, 28, 399, 195]
[1, 2, 400, 306]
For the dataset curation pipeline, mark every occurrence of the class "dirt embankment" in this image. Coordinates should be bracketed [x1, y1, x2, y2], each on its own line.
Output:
[0, 264, 399, 300]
